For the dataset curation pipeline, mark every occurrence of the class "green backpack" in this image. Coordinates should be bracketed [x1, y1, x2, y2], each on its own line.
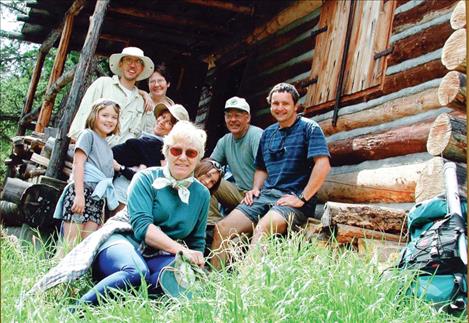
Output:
[397, 195, 467, 314]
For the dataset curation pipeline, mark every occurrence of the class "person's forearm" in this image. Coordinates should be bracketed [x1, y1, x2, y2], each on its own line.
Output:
[144, 224, 187, 254]
[301, 156, 331, 200]
[252, 169, 268, 191]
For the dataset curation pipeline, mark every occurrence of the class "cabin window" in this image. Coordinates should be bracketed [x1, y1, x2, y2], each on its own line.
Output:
[305, 0, 395, 112]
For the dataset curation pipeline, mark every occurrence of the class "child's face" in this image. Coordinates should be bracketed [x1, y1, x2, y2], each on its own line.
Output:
[94, 105, 119, 137]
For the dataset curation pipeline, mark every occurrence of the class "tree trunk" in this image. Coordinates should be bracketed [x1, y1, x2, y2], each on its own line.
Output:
[329, 120, 432, 166]
[334, 224, 405, 244]
[441, 28, 466, 72]
[438, 71, 466, 112]
[450, 1, 466, 30]
[321, 201, 406, 234]
[415, 156, 467, 203]
[426, 112, 467, 162]
[46, 0, 110, 179]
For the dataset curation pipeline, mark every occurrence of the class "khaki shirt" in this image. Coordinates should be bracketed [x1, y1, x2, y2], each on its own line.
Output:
[68, 75, 145, 146]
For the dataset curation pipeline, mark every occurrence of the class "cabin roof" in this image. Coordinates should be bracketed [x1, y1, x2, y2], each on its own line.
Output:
[20, 0, 295, 62]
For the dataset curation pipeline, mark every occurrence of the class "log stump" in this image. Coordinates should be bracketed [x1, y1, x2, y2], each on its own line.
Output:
[450, 1, 466, 30]
[437, 71, 466, 112]
[426, 112, 467, 162]
[441, 28, 466, 72]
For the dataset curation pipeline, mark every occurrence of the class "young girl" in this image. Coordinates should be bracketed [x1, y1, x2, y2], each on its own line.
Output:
[54, 98, 121, 249]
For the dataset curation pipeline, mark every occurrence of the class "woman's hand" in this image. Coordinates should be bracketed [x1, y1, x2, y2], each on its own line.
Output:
[113, 159, 122, 172]
[181, 249, 205, 268]
[71, 194, 85, 214]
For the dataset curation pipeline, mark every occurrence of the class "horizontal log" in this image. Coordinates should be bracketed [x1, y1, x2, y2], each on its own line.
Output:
[30, 153, 72, 176]
[328, 120, 432, 166]
[383, 59, 448, 95]
[441, 28, 466, 71]
[322, 202, 406, 234]
[393, 0, 457, 33]
[335, 224, 405, 244]
[388, 21, 452, 67]
[450, 1, 466, 29]
[426, 112, 467, 162]
[318, 87, 441, 136]
[0, 178, 33, 204]
[414, 156, 467, 202]
[318, 157, 429, 203]
[438, 71, 466, 111]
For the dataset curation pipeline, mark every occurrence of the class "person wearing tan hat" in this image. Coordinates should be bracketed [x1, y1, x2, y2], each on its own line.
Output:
[69, 47, 155, 146]
[208, 96, 263, 225]
[110, 103, 190, 213]
[139, 63, 176, 134]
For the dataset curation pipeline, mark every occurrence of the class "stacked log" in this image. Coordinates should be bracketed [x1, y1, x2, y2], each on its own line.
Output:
[417, 1, 467, 203]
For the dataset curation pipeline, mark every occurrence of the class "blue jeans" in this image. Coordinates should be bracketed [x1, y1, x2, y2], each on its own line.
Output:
[79, 240, 149, 305]
[146, 254, 175, 294]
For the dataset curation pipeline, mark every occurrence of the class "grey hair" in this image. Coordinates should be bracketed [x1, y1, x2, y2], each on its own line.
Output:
[266, 82, 300, 104]
[162, 120, 207, 162]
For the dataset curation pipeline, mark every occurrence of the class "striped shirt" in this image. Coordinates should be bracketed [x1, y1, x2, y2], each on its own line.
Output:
[255, 117, 330, 195]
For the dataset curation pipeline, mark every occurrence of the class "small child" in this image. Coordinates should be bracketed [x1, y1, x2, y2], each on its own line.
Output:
[54, 98, 121, 249]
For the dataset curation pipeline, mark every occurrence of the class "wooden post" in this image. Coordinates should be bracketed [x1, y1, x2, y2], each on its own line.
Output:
[35, 0, 86, 133]
[16, 28, 62, 136]
[46, 0, 110, 179]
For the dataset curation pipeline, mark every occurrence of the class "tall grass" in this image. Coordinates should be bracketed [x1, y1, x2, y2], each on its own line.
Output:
[1, 230, 465, 322]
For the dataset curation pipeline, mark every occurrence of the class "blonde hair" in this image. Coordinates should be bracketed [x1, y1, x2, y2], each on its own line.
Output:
[162, 121, 206, 163]
[85, 98, 121, 136]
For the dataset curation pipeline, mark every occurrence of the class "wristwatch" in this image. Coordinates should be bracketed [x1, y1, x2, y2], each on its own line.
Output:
[298, 193, 308, 203]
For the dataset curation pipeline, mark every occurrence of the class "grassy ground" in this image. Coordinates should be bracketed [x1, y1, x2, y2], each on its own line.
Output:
[1, 230, 465, 322]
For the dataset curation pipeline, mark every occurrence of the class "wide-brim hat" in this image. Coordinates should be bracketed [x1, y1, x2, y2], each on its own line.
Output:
[109, 47, 154, 81]
[155, 102, 190, 121]
[158, 253, 200, 299]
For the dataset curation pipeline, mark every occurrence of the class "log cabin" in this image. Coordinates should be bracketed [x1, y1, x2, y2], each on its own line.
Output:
[1, 0, 467, 246]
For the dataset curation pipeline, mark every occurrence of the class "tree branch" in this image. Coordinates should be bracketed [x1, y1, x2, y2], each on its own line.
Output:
[0, 2, 27, 15]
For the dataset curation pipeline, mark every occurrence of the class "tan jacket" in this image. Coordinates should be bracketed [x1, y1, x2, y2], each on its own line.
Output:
[68, 75, 145, 146]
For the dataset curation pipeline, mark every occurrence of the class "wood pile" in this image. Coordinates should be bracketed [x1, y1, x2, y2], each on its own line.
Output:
[305, 2, 467, 263]
[1, 129, 69, 233]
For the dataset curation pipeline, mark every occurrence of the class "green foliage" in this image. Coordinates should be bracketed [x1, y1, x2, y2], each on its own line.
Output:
[1, 231, 465, 322]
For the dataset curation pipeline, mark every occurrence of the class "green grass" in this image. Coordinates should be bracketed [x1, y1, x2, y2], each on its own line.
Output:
[1, 230, 465, 322]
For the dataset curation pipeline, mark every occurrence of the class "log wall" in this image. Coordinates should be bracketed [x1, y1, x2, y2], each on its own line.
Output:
[197, 0, 465, 206]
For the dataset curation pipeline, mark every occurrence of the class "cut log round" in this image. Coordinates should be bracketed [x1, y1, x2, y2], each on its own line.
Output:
[415, 156, 467, 203]
[0, 178, 33, 204]
[450, 1, 466, 30]
[438, 71, 466, 112]
[321, 201, 406, 234]
[0, 201, 22, 226]
[441, 28, 466, 72]
[426, 112, 467, 162]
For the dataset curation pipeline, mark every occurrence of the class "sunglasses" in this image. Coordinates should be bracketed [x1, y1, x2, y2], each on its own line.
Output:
[169, 147, 199, 159]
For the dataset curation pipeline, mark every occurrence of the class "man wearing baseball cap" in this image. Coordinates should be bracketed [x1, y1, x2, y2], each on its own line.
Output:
[209, 96, 263, 224]
[111, 102, 190, 213]
[69, 47, 155, 146]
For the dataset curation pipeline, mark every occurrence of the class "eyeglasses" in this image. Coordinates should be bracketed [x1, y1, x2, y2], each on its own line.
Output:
[268, 128, 287, 159]
[169, 147, 199, 159]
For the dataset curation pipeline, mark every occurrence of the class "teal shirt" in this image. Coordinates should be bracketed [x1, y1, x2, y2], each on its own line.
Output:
[126, 167, 210, 252]
[210, 125, 263, 191]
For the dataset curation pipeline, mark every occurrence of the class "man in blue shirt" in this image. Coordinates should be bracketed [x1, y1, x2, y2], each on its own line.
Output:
[211, 83, 331, 269]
